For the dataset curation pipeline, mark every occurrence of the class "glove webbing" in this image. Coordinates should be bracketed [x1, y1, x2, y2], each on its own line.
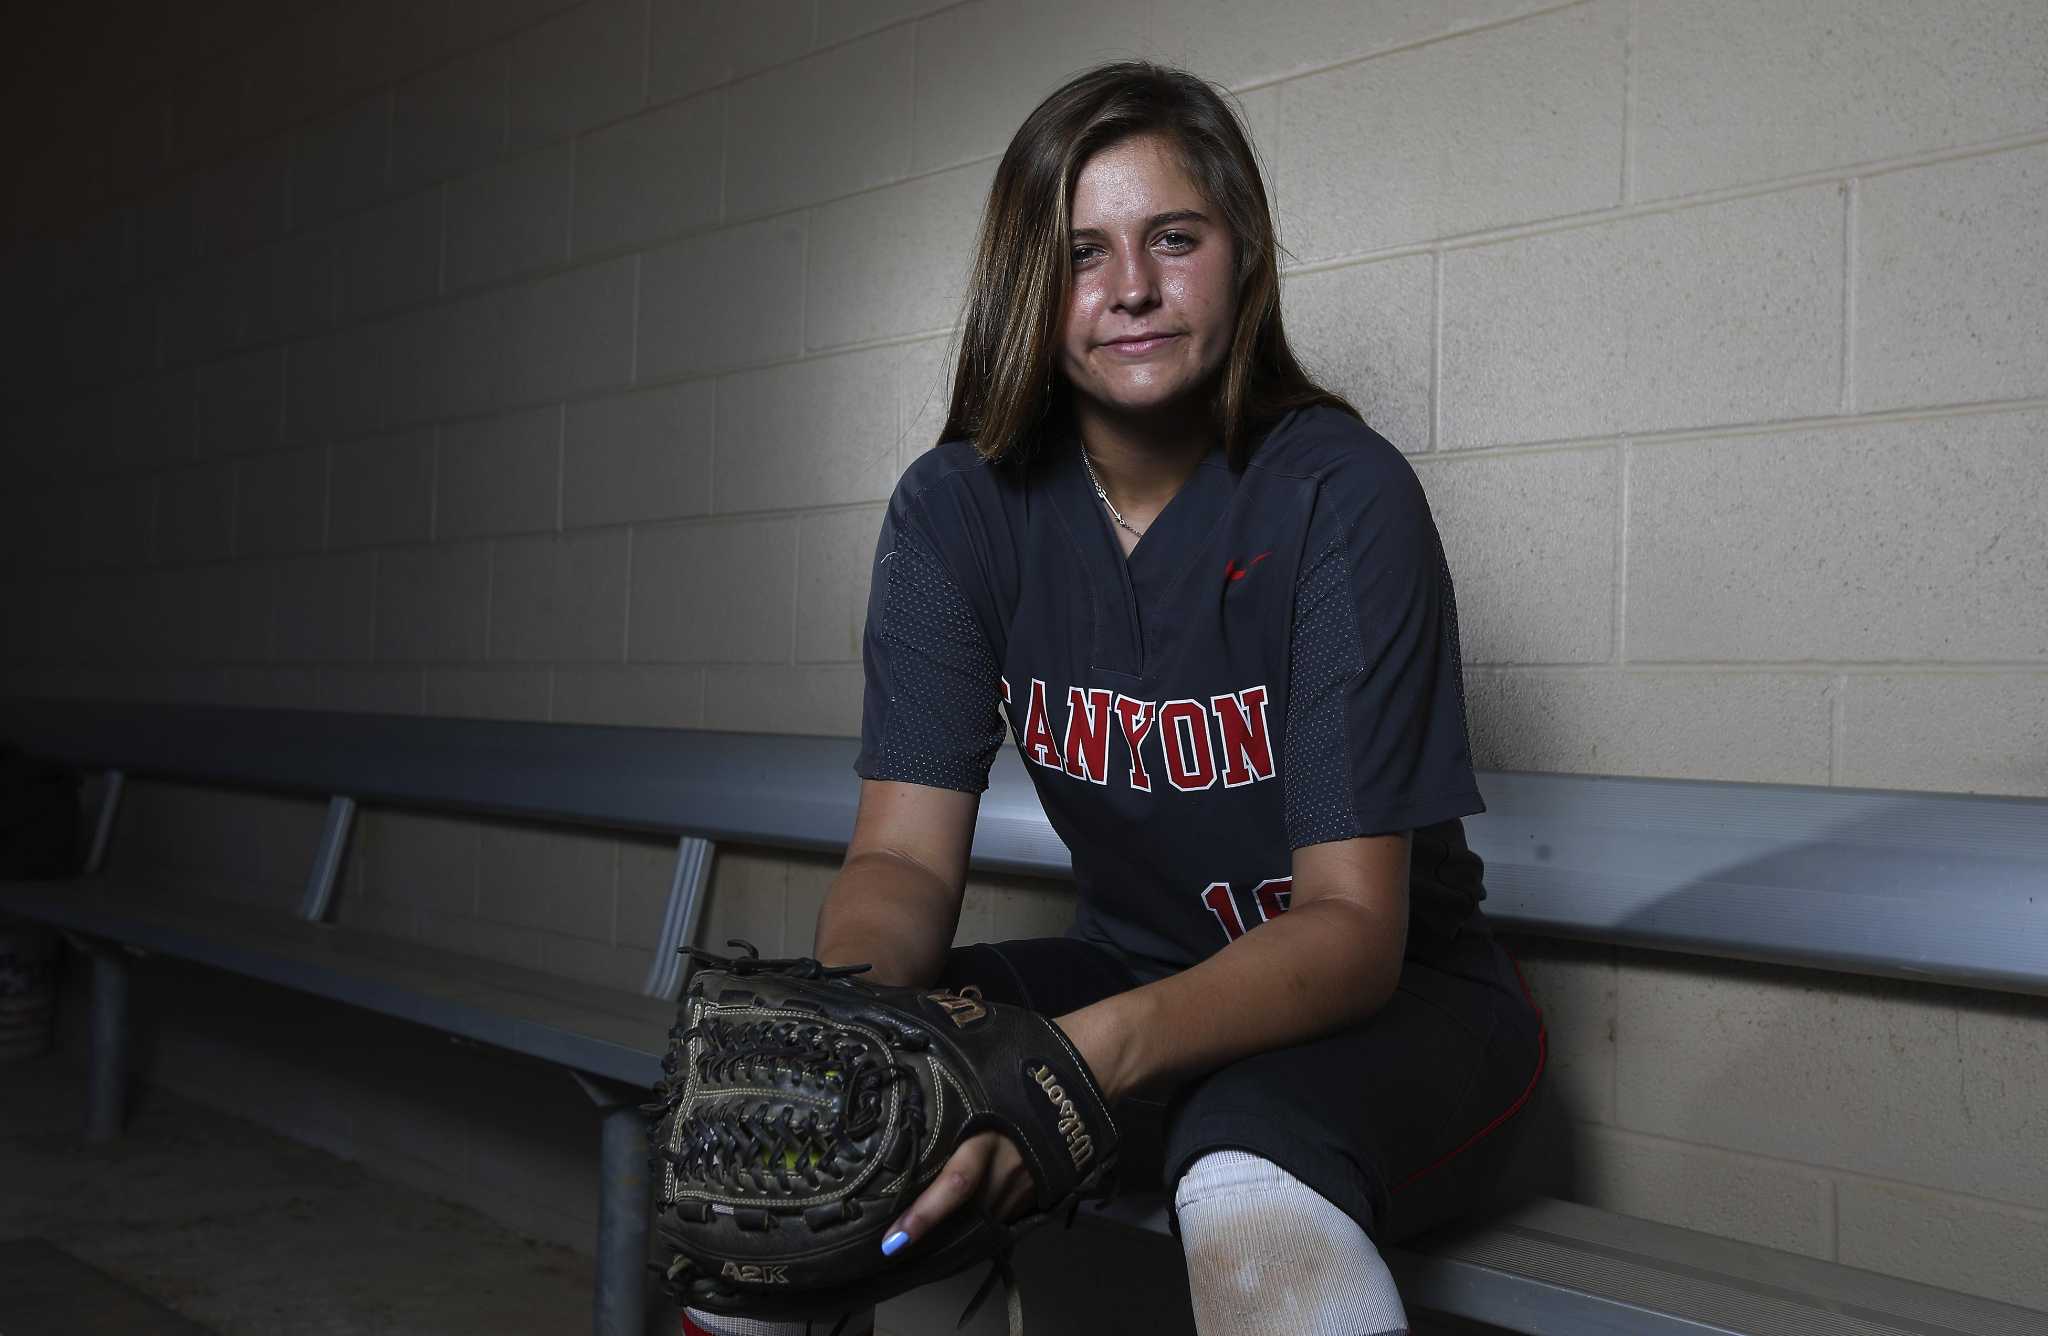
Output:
[651, 1014, 909, 1198]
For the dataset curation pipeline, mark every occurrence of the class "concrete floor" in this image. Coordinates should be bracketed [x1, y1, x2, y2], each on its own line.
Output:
[1, 1052, 599, 1335]
[3, 1050, 1505, 1335]
[0, 1048, 1184, 1336]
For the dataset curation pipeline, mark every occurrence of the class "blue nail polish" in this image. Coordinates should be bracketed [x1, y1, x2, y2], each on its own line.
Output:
[882, 1230, 911, 1256]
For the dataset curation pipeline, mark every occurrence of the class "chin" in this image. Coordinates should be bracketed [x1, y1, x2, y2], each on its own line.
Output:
[1087, 376, 1200, 417]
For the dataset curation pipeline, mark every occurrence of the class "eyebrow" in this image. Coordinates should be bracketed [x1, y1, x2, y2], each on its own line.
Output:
[1070, 209, 1210, 239]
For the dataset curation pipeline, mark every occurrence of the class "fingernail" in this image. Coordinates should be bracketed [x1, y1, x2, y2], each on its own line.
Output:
[881, 1230, 911, 1257]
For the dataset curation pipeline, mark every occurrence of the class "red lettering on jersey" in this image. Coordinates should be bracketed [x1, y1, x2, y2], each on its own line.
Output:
[1211, 685, 1275, 788]
[999, 676, 1011, 704]
[1158, 699, 1217, 792]
[1199, 882, 1248, 942]
[1020, 677, 1064, 771]
[1253, 877, 1293, 923]
[1200, 876, 1294, 944]
[1113, 695, 1156, 792]
[1062, 687, 1114, 785]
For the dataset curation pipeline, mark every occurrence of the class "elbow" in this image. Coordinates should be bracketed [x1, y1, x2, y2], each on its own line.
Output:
[1308, 895, 1407, 1022]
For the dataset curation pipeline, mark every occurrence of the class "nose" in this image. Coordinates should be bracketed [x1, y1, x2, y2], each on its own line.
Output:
[1110, 246, 1160, 314]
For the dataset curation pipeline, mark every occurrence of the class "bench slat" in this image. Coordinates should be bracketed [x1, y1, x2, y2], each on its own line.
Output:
[1465, 770, 2048, 996]
[0, 880, 671, 1087]
[1390, 1197, 2044, 1336]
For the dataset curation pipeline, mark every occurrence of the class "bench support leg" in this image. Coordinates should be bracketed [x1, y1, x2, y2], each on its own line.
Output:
[87, 948, 129, 1142]
[575, 1072, 651, 1336]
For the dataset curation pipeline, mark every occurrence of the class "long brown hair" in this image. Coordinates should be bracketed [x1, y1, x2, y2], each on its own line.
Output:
[936, 60, 1358, 471]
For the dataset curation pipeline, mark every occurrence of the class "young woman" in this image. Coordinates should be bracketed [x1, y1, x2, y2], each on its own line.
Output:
[684, 61, 1546, 1336]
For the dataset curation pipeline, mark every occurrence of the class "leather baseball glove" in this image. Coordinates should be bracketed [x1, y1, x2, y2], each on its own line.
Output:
[646, 940, 1119, 1334]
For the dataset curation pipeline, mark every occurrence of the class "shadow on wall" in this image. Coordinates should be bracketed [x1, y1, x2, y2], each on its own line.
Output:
[1484, 786, 2048, 1302]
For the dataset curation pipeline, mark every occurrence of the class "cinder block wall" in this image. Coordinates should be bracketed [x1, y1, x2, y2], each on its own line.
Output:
[5, 0, 2046, 1320]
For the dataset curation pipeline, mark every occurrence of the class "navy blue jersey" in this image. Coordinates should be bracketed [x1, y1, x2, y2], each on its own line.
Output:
[856, 403, 1488, 984]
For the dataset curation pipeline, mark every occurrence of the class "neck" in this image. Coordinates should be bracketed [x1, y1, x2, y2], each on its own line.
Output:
[1073, 394, 1218, 512]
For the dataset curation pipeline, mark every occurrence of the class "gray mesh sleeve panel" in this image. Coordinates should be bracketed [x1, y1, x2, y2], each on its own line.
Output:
[1282, 531, 1366, 845]
[855, 516, 1007, 794]
[1282, 489, 1481, 848]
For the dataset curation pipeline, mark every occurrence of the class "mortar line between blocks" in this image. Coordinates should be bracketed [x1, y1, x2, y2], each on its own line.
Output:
[1614, 442, 1629, 666]
[638, 0, 654, 105]
[1829, 672, 1846, 786]
[797, 211, 811, 355]
[1433, 395, 2048, 457]
[1429, 248, 1443, 452]
[621, 525, 635, 664]
[565, 132, 580, 265]
[1841, 179, 1858, 415]
[1825, 1161, 2048, 1226]
[1471, 659, 2048, 674]
[787, 519, 802, 667]
[1621, 0, 1635, 206]
[905, 5, 919, 171]
[717, 88, 729, 226]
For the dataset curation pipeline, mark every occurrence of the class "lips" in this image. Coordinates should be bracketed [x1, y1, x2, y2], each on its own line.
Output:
[1101, 333, 1180, 354]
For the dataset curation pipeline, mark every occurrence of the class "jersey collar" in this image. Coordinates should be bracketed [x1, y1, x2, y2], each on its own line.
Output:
[1047, 428, 1239, 678]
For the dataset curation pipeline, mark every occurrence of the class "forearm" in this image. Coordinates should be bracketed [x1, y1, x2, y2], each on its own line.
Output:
[1060, 895, 1404, 1101]
[812, 848, 962, 986]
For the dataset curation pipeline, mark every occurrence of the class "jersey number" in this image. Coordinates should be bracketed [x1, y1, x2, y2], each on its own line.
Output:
[1198, 878, 1293, 944]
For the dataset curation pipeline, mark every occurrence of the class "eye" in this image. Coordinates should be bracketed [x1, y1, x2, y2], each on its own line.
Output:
[1071, 243, 1102, 263]
[1157, 230, 1195, 251]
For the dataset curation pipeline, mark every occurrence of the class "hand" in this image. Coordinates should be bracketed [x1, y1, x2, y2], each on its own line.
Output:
[880, 1129, 1037, 1258]
[880, 999, 1136, 1258]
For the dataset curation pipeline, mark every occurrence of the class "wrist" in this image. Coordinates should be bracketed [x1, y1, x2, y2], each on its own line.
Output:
[1056, 987, 1155, 1104]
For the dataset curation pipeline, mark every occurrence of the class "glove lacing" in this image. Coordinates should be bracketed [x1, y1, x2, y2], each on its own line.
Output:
[654, 1015, 917, 1197]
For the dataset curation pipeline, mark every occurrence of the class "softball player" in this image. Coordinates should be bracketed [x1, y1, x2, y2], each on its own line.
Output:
[684, 59, 1545, 1336]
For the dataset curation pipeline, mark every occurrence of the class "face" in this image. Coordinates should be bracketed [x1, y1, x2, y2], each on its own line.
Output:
[1055, 133, 1237, 426]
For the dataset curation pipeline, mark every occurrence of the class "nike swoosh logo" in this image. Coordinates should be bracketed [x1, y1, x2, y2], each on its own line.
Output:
[1224, 551, 1272, 582]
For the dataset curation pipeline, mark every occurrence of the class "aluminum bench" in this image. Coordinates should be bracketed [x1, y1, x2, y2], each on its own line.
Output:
[2, 699, 2042, 1336]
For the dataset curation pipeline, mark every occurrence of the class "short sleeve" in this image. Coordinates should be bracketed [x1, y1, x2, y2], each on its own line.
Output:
[853, 489, 1007, 794]
[1282, 458, 1484, 845]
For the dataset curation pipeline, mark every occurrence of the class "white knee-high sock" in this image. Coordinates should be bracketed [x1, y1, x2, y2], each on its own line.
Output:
[682, 1308, 875, 1336]
[1174, 1149, 1409, 1336]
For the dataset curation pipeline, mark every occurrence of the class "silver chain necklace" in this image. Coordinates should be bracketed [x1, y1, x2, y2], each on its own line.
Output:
[1079, 445, 1146, 538]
